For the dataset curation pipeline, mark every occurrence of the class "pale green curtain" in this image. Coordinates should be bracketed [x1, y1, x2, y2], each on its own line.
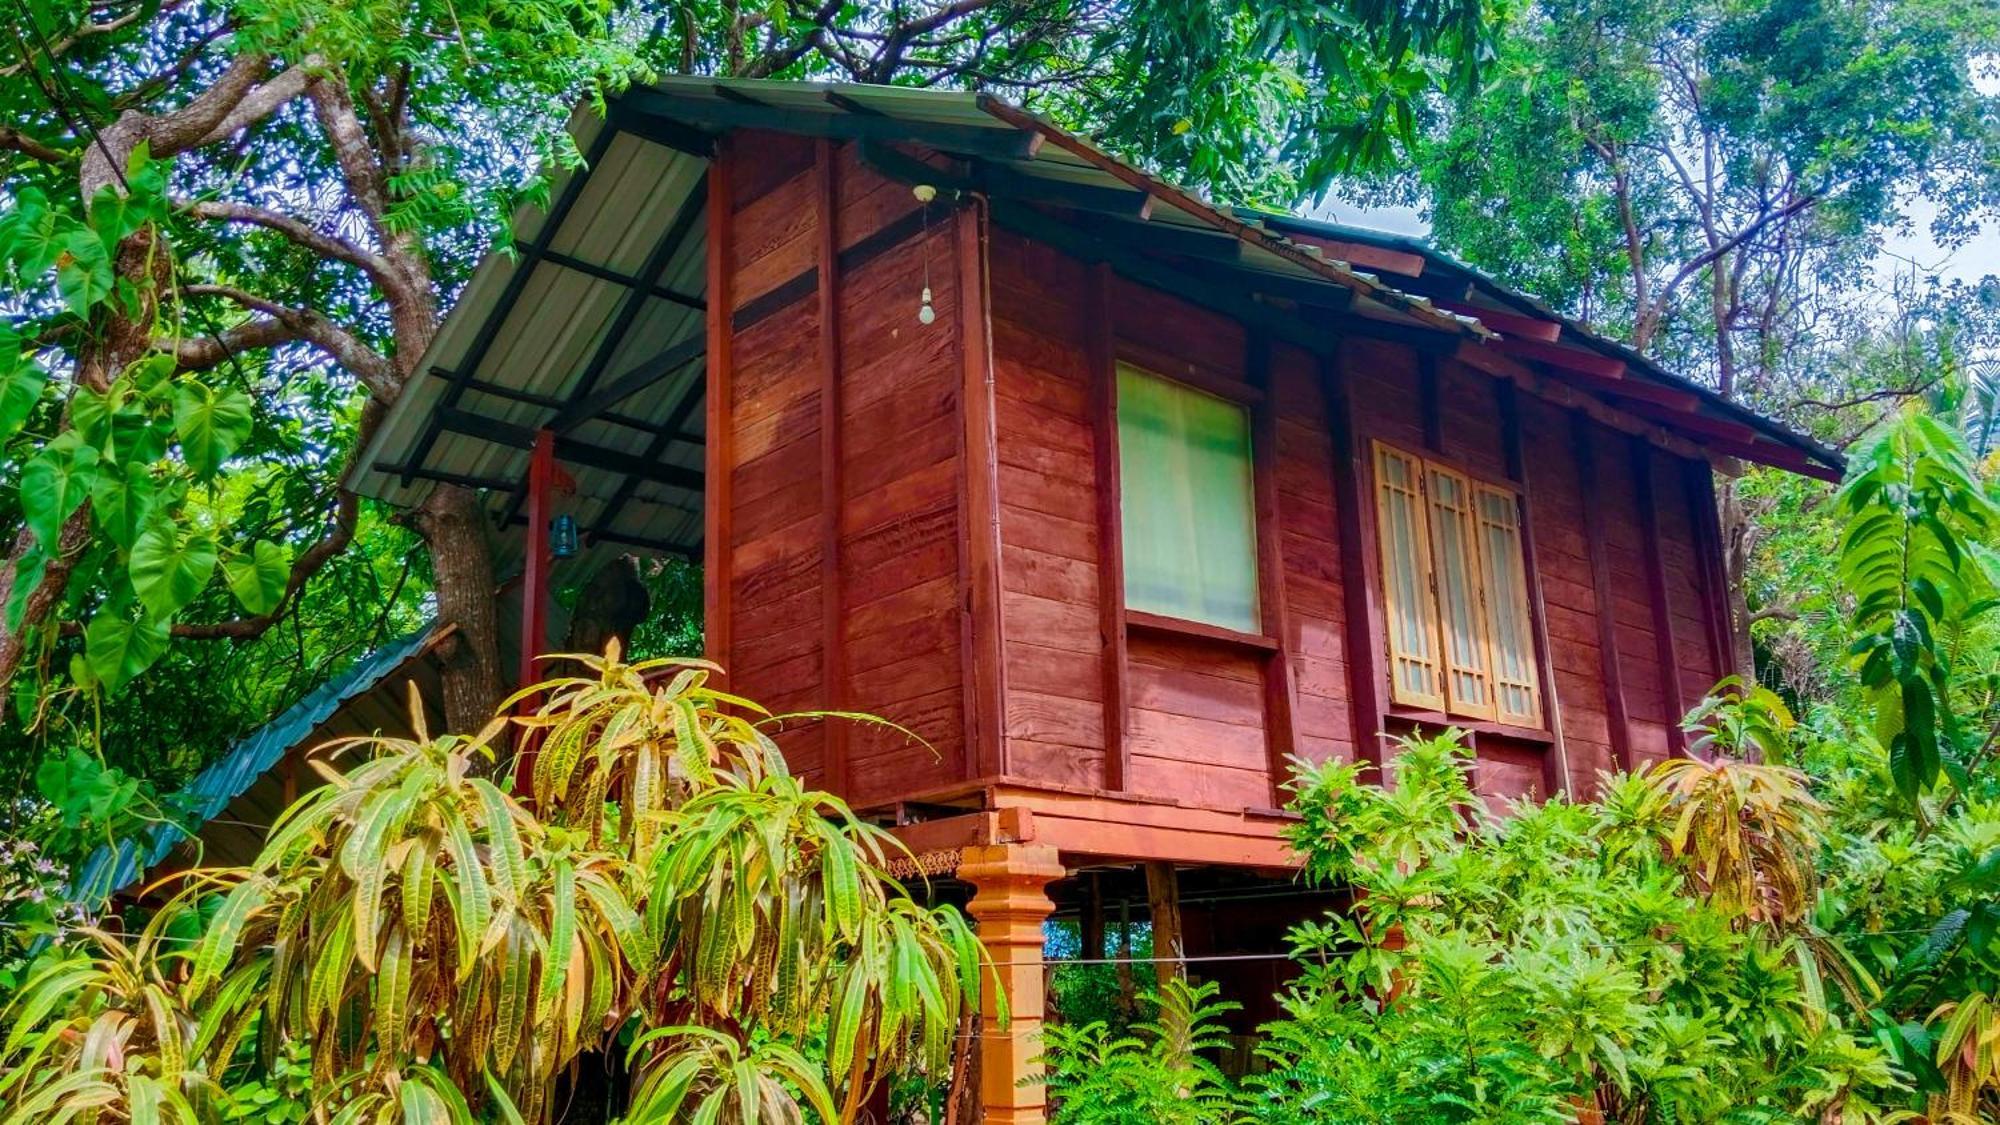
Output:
[1116, 365, 1260, 632]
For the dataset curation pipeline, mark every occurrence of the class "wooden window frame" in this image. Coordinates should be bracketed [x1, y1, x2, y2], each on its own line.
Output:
[1372, 439, 1547, 730]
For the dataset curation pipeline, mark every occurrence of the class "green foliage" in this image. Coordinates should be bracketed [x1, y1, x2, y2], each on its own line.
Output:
[1041, 977, 1244, 1125]
[0, 649, 990, 1123]
[1044, 397, 2000, 1123]
[1834, 406, 1999, 802]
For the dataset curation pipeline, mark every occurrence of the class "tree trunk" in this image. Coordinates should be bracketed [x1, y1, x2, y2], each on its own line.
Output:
[1718, 479, 1756, 679]
[415, 483, 507, 732]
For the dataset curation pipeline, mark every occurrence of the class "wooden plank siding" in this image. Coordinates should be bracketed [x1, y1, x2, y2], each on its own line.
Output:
[712, 137, 1734, 823]
[717, 135, 967, 803]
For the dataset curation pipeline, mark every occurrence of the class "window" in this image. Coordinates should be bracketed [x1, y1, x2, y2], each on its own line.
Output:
[1117, 364, 1259, 633]
[1373, 442, 1543, 726]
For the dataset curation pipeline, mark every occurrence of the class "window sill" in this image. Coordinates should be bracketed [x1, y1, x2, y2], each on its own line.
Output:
[1125, 609, 1279, 651]
[1382, 707, 1555, 745]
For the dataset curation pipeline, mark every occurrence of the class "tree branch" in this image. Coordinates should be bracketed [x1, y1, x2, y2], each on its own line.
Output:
[175, 284, 399, 395]
[0, 126, 68, 164]
[175, 196, 395, 285]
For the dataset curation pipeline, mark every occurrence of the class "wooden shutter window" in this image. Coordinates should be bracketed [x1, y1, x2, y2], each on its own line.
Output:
[1475, 484, 1543, 726]
[1371, 442, 1547, 728]
[1425, 464, 1497, 720]
[1373, 443, 1447, 710]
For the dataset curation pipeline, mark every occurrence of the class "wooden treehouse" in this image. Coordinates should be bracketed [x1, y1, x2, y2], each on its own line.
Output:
[349, 77, 1842, 1123]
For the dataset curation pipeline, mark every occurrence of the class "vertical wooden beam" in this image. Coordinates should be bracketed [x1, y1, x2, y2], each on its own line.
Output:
[1573, 414, 1634, 771]
[703, 139, 735, 688]
[1249, 337, 1297, 806]
[814, 139, 848, 797]
[1081, 872, 1106, 960]
[1418, 352, 1444, 454]
[518, 427, 556, 693]
[1087, 263, 1131, 790]
[1498, 382, 1570, 796]
[1143, 861, 1184, 986]
[1633, 439, 1689, 755]
[1324, 345, 1389, 775]
[957, 201, 1008, 780]
[514, 427, 556, 795]
[1684, 458, 1737, 686]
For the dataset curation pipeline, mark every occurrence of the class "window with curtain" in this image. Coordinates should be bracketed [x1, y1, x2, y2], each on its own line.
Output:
[1117, 364, 1259, 633]
[1372, 441, 1544, 726]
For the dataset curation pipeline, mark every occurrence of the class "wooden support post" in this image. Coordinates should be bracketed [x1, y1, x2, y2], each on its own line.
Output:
[1081, 872, 1106, 960]
[1633, 439, 1689, 755]
[1574, 414, 1634, 771]
[1116, 896, 1135, 1018]
[959, 844, 1065, 1125]
[815, 139, 849, 796]
[957, 200, 1008, 780]
[704, 139, 736, 688]
[1249, 337, 1298, 806]
[519, 427, 556, 695]
[513, 426, 557, 795]
[1087, 263, 1131, 791]
[1498, 382, 1570, 796]
[1324, 346, 1389, 775]
[1143, 861, 1183, 987]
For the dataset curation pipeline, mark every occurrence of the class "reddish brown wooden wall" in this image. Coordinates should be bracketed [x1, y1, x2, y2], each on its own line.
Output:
[982, 230, 1733, 808]
[714, 135, 968, 805]
[711, 135, 1735, 819]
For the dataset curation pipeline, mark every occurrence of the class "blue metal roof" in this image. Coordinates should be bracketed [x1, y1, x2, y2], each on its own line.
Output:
[71, 625, 437, 904]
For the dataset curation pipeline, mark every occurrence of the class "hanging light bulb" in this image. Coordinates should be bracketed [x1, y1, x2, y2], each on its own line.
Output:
[918, 286, 936, 325]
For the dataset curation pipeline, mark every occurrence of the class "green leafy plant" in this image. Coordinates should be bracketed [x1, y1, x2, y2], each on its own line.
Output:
[0, 646, 991, 1123]
[1040, 977, 1245, 1125]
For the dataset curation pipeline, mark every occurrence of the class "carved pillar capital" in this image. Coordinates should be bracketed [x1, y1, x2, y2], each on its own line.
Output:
[959, 843, 1065, 1125]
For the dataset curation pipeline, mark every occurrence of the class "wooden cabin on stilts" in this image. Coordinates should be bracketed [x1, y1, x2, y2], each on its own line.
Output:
[119, 77, 1840, 1123]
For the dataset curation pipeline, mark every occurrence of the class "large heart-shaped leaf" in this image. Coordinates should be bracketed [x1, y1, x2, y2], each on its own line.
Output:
[4, 545, 46, 631]
[0, 187, 67, 275]
[18, 432, 99, 549]
[84, 612, 170, 692]
[0, 358, 48, 443]
[223, 540, 290, 615]
[130, 516, 217, 619]
[91, 459, 157, 551]
[172, 381, 254, 479]
[55, 228, 113, 316]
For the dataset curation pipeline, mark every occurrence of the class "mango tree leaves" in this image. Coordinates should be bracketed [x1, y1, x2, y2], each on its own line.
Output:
[83, 612, 171, 692]
[224, 540, 290, 615]
[18, 431, 100, 549]
[129, 516, 218, 619]
[172, 381, 254, 478]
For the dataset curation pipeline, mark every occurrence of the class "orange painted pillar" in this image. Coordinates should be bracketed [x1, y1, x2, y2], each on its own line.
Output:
[959, 843, 1065, 1125]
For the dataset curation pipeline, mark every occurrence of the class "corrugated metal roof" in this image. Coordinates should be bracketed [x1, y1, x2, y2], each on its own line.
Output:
[1247, 212, 1846, 471]
[352, 76, 1838, 537]
[70, 626, 441, 904]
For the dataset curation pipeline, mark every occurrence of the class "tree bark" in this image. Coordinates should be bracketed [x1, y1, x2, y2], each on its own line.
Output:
[415, 484, 507, 732]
